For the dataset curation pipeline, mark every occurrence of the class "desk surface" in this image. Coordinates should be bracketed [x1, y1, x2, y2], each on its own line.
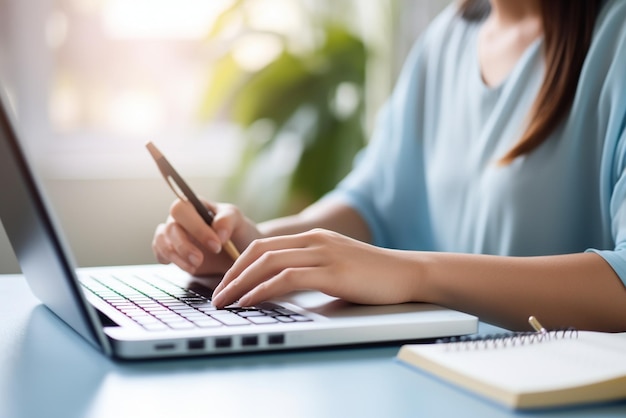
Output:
[2, 274, 626, 418]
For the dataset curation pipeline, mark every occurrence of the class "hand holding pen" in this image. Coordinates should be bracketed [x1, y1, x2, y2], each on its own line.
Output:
[147, 142, 240, 262]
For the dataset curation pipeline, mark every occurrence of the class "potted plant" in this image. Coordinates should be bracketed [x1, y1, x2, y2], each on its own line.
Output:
[199, 0, 368, 219]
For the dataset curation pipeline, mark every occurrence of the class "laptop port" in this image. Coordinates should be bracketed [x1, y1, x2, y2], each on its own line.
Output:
[215, 337, 232, 348]
[268, 334, 285, 345]
[154, 343, 176, 351]
[241, 335, 258, 347]
[187, 339, 205, 350]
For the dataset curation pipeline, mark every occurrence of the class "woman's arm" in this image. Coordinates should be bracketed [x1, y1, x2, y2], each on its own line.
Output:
[211, 228, 626, 332]
[415, 251, 626, 332]
[159, 195, 626, 332]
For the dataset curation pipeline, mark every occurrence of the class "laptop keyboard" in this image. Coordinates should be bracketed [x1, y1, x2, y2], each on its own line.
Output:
[80, 274, 312, 331]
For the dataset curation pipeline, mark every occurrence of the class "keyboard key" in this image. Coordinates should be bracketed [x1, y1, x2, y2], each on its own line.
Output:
[109, 301, 135, 308]
[179, 297, 206, 304]
[191, 318, 223, 328]
[211, 312, 250, 326]
[254, 301, 283, 310]
[276, 308, 298, 316]
[133, 317, 162, 325]
[119, 307, 146, 316]
[142, 323, 169, 331]
[275, 316, 295, 323]
[237, 311, 266, 317]
[247, 316, 279, 325]
[161, 317, 190, 325]
[179, 311, 209, 319]
[190, 302, 216, 311]
[166, 321, 196, 330]
[152, 313, 183, 321]
[144, 306, 171, 314]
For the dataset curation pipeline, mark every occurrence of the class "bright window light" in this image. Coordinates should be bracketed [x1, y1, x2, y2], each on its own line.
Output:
[102, 0, 234, 39]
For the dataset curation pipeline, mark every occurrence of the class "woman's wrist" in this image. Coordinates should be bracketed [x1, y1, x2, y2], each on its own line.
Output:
[389, 249, 437, 305]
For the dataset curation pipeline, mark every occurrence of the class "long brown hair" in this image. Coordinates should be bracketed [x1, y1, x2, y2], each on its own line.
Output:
[459, 0, 604, 164]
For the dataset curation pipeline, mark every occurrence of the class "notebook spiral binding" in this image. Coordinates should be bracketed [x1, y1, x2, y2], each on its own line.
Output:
[436, 327, 578, 351]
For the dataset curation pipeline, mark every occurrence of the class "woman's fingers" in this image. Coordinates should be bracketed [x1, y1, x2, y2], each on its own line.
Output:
[213, 231, 317, 288]
[212, 229, 347, 307]
[170, 199, 222, 254]
[212, 228, 416, 308]
[152, 199, 230, 274]
[237, 267, 320, 307]
[152, 198, 263, 276]
[211, 203, 243, 243]
[212, 236, 319, 306]
[152, 221, 204, 272]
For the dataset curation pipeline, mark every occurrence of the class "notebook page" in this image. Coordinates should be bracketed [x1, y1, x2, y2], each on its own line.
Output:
[409, 331, 626, 393]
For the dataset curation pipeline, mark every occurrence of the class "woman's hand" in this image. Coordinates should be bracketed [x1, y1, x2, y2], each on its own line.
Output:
[211, 228, 419, 308]
[152, 199, 262, 276]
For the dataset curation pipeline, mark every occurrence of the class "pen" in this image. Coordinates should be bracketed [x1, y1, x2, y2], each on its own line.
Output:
[146, 141, 240, 261]
[528, 315, 547, 334]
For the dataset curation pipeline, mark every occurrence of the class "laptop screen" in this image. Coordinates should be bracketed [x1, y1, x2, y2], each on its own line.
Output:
[0, 92, 109, 353]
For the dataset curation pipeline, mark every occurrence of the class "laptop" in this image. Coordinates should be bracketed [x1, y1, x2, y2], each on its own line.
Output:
[0, 92, 477, 360]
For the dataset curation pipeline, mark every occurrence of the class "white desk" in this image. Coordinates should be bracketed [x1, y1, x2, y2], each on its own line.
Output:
[2, 274, 626, 418]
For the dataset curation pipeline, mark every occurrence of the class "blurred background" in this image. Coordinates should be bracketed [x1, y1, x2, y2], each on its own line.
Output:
[0, 0, 450, 274]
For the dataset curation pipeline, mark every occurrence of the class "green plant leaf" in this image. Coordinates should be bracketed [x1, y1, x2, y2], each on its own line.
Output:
[200, 4, 370, 217]
[205, 0, 245, 41]
[197, 53, 246, 122]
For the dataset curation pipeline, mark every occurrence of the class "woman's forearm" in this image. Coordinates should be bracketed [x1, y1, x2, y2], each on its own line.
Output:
[257, 201, 626, 332]
[413, 251, 626, 331]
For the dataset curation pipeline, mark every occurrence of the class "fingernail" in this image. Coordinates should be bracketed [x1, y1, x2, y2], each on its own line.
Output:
[239, 295, 250, 307]
[188, 253, 201, 267]
[212, 293, 223, 306]
[216, 229, 229, 244]
[207, 240, 222, 254]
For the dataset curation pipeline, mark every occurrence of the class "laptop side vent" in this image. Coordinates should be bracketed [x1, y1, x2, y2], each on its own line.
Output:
[154, 343, 176, 351]
[187, 339, 205, 350]
[268, 334, 285, 345]
[241, 335, 258, 347]
[215, 337, 232, 349]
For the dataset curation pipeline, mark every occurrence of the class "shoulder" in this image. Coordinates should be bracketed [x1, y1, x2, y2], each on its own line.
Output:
[407, 3, 477, 61]
[584, 0, 626, 187]
[393, 3, 478, 95]
[590, 0, 626, 60]
[580, 0, 626, 113]
[597, 0, 626, 29]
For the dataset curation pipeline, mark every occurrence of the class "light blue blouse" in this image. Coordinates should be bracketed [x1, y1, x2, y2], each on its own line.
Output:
[323, 0, 626, 284]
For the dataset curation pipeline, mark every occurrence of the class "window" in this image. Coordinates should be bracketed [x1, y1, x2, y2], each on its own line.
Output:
[0, 0, 448, 179]
[1, 0, 248, 178]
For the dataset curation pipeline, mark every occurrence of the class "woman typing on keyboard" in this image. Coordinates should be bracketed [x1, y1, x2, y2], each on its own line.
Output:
[152, 0, 626, 332]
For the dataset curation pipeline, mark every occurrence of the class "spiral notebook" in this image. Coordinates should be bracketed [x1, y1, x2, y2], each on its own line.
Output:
[397, 327, 626, 410]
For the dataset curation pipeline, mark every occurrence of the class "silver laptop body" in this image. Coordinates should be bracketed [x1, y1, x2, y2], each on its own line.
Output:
[0, 93, 477, 360]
